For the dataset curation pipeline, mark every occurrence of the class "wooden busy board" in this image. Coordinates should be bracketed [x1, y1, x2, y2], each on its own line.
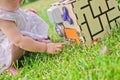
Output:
[47, 0, 120, 46]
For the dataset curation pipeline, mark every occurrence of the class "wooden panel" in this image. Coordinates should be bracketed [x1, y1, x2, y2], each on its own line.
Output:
[48, 0, 120, 46]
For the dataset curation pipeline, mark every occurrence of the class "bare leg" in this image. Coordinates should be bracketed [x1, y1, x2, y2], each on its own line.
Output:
[11, 44, 25, 63]
[9, 45, 25, 76]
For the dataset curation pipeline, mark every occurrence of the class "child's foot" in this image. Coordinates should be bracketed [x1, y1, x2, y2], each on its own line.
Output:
[9, 66, 18, 76]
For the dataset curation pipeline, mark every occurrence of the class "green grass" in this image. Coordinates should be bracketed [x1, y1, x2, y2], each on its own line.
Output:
[1, 0, 120, 80]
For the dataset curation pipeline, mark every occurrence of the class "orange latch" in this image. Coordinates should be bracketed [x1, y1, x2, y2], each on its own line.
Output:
[64, 28, 80, 44]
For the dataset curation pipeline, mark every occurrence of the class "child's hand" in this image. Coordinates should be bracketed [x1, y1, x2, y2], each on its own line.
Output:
[46, 42, 66, 54]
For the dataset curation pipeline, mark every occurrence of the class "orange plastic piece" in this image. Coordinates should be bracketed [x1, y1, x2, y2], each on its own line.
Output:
[64, 28, 80, 44]
[91, 38, 99, 46]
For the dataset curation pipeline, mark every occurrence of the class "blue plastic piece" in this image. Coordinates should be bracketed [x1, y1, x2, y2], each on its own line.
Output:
[61, 6, 73, 25]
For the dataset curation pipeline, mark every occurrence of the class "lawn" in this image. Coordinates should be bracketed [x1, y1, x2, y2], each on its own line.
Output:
[1, 0, 120, 80]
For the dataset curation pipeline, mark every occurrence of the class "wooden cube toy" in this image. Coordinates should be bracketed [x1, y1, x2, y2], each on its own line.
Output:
[47, 0, 120, 46]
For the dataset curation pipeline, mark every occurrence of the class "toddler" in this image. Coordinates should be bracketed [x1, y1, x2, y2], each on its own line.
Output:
[0, 0, 65, 75]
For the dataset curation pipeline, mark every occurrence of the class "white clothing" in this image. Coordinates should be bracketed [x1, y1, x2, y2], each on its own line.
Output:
[0, 8, 49, 73]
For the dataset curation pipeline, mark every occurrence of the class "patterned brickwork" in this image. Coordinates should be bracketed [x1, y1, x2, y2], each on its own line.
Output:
[72, 0, 120, 46]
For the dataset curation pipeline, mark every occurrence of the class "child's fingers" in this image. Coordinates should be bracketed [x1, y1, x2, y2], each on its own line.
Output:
[55, 43, 65, 49]
[55, 48, 62, 53]
[56, 42, 67, 47]
[61, 42, 67, 45]
[47, 42, 66, 54]
[54, 43, 66, 53]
